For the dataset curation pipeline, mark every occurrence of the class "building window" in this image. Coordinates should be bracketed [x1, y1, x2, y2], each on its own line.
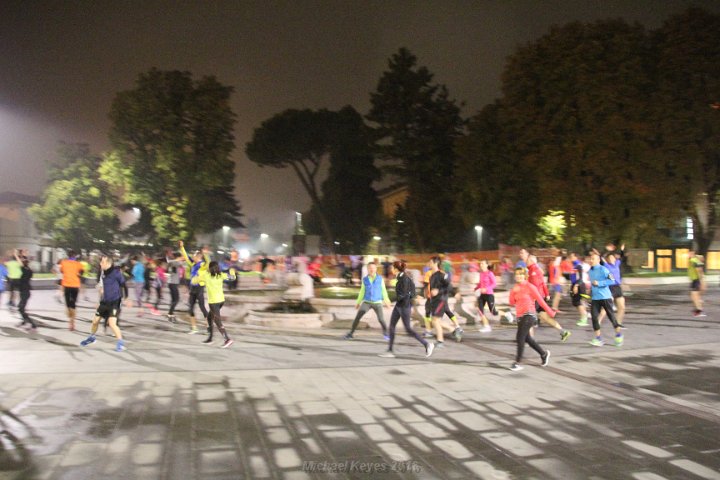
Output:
[687, 217, 694, 240]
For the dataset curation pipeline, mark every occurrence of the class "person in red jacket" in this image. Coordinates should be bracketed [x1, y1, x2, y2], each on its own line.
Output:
[527, 255, 570, 342]
[508, 267, 556, 371]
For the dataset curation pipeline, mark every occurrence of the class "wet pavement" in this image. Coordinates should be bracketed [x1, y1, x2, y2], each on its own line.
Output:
[0, 286, 719, 479]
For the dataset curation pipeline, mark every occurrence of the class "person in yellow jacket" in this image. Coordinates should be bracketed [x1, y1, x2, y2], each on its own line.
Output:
[179, 240, 210, 334]
[198, 261, 236, 348]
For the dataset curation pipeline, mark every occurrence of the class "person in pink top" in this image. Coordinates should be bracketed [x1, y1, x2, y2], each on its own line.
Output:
[473, 260, 496, 333]
[527, 255, 571, 342]
[508, 267, 556, 371]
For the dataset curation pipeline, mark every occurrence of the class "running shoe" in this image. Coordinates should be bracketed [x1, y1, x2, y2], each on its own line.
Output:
[541, 350, 551, 367]
[478, 325, 492, 333]
[202, 337, 214, 344]
[378, 351, 396, 358]
[187, 328, 199, 335]
[560, 330, 571, 342]
[80, 336, 97, 347]
[492, 308, 499, 316]
[509, 363, 524, 371]
[343, 333, 354, 340]
[452, 328, 461, 341]
[221, 338, 234, 349]
[589, 337, 605, 347]
[383, 334, 390, 341]
[425, 342, 435, 358]
[167, 315, 177, 323]
[423, 331, 435, 338]
[614, 334, 624, 347]
[115, 340, 126, 352]
[576, 318, 589, 327]
[435, 341, 445, 349]
[150, 308, 162, 316]
[694, 311, 707, 318]
[617, 324, 627, 330]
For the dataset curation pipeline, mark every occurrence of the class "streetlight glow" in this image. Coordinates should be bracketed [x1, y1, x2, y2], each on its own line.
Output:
[373, 236, 381, 241]
[260, 233, 269, 240]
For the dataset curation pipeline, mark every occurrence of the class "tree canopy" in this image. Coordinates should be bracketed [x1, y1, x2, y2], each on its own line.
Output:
[29, 143, 118, 250]
[103, 69, 242, 244]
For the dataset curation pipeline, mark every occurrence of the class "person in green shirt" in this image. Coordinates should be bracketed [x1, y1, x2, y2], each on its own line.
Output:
[198, 261, 236, 348]
[688, 249, 706, 317]
[5, 252, 23, 308]
[343, 262, 391, 340]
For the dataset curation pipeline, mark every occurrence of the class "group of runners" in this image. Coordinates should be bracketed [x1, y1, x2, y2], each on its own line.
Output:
[0, 243, 710, 369]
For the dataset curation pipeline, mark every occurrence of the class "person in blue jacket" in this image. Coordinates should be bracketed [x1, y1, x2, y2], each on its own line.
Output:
[588, 253, 624, 347]
[81, 256, 128, 352]
[344, 262, 390, 340]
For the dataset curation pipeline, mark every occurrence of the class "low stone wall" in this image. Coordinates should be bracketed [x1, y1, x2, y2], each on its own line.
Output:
[245, 310, 323, 329]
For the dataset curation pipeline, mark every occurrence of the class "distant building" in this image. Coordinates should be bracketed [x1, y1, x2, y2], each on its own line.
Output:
[0, 191, 62, 270]
[378, 183, 409, 219]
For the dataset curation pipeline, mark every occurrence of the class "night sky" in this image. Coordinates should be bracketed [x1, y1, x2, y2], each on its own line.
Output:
[1, 0, 718, 236]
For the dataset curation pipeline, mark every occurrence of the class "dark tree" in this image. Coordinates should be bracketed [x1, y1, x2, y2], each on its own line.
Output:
[304, 107, 381, 252]
[367, 48, 466, 251]
[651, 8, 720, 256]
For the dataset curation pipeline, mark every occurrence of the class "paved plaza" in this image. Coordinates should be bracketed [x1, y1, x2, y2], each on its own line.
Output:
[0, 285, 719, 479]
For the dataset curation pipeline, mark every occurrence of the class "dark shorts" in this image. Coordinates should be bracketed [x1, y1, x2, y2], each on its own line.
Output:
[427, 297, 447, 318]
[96, 299, 122, 320]
[609, 285, 624, 298]
[64, 287, 79, 309]
[691, 279, 701, 291]
[571, 283, 587, 307]
[478, 294, 495, 314]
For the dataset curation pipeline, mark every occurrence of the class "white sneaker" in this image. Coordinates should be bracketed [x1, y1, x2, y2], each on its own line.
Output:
[479, 325, 492, 333]
[425, 342, 435, 358]
[378, 351, 396, 358]
[509, 363, 524, 371]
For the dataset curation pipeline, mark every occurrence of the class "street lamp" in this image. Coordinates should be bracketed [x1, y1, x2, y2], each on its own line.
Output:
[474, 225, 483, 251]
[260, 233, 269, 240]
[222, 225, 230, 246]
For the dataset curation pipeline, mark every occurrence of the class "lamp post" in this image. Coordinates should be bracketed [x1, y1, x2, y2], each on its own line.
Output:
[474, 225, 483, 251]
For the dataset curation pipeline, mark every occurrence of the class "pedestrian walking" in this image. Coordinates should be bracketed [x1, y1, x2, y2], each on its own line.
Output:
[344, 262, 390, 340]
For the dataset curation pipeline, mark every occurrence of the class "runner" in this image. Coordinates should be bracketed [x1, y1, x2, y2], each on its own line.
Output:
[5, 252, 22, 308]
[508, 267, 555, 371]
[80, 256, 92, 301]
[130, 256, 145, 315]
[179, 240, 209, 334]
[344, 262, 390, 340]
[597, 249, 627, 328]
[527, 255, 571, 342]
[15, 251, 37, 332]
[80, 255, 128, 352]
[588, 253, 624, 347]
[379, 260, 434, 358]
[150, 258, 167, 315]
[549, 254, 565, 311]
[569, 252, 590, 327]
[515, 248, 529, 269]
[427, 257, 456, 348]
[688, 249, 706, 317]
[199, 260, 236, 348]
[474, 259, 496, 333]
[165, 251, 183, 323]
[422, 258, 463, 341]
[0, 258, 7, 308]
[60, 250, 84, 331]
